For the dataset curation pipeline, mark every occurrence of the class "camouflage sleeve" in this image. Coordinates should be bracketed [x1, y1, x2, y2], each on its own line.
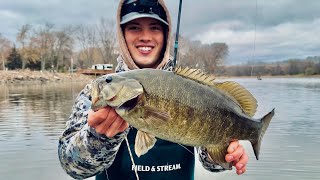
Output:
[58, 84, 129, 179]
[197, 147, 225, 172]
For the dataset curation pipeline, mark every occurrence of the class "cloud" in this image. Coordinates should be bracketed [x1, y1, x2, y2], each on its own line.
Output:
[164, 0, 320, 64]
[193, 18, 320, 64]
[0, 0, 319, 64]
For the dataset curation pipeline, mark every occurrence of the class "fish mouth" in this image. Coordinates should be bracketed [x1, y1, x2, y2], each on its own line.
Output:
[118, 95, 141, 111]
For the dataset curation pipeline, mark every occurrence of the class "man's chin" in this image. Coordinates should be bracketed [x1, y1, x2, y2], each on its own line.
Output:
[135, 60, 158, 68]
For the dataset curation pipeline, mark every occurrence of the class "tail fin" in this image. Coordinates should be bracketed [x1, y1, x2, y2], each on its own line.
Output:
[251, 108, 275, 160]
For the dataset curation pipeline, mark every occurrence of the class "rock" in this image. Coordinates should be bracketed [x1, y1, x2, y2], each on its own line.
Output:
[0, 70, 95, 84]
[53, 76, 61, 80]
[38, 77, 49, 81]
[14, 75, 24, 80]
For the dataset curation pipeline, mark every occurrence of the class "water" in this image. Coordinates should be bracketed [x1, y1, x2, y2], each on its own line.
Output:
[0, 82, 87, 180]
[0, 78, 319, 180]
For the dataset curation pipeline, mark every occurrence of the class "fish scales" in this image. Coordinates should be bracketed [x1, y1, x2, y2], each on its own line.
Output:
[91, 68, 275, 169]
[119, 70, 259, 144]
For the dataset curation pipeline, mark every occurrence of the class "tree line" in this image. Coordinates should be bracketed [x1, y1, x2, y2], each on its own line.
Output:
[0, 18, 228, 72]
[216, 56, 320, 76]
[0, 18, 118, 72]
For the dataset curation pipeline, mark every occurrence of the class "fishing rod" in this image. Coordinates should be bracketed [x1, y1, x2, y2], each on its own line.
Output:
[173, 0, 183, 69]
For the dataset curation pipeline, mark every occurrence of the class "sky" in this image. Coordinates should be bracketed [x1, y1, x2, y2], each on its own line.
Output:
[0, 0, 319, 65]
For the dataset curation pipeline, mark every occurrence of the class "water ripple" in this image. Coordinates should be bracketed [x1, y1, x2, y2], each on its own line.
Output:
[1, 79, 320, 180]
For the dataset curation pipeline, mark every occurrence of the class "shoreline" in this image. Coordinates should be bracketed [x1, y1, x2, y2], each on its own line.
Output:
[1, 70, 319, 84]
[216, 74, 320, 79]
[0, 69, 96, 84]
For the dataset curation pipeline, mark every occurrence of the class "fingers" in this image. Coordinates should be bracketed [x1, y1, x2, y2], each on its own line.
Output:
[225, 141, 240, 162]
[118, 121, 129, 132]
[229, 144, 244, 162]
[88, 106, 129, 138]
[236, 153, 248, 175]
[225, 141, 249, 175]
[88, 107, 111, 127]
[227, 141, 239, 154]
[95, 115, 114, 135]
[105, 116, 125, 137]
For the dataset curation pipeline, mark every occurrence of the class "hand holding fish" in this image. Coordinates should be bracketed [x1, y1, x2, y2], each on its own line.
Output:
[88, 106, 129, 138]
[226, 141, 248, 175]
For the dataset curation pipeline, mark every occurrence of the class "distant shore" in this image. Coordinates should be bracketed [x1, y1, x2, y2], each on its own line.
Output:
[216, 74, 320, 79]
[0, 69, 95, 84]
[1, 70, 319, 84]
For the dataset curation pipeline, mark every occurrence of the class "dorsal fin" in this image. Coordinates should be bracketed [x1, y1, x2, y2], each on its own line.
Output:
[174, 67, 257, 117]
[213, 81, 258, 117]
[174, 67, 216, 86]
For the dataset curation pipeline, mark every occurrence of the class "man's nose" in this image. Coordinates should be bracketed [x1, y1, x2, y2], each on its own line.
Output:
[139, 30, 152, 42]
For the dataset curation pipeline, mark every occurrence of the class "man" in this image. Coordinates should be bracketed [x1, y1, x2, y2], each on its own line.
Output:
[58, 0, 248, 179]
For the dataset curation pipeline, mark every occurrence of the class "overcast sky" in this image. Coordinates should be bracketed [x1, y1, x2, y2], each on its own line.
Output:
[1, 0, 319, 65]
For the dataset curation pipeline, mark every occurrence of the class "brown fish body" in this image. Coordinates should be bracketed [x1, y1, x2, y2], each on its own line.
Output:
[91, 68, 275, 169]
[118, 69, 260, 145]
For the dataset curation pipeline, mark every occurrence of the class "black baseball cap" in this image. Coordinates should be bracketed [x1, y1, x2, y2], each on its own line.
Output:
[120, 0, 168, 26]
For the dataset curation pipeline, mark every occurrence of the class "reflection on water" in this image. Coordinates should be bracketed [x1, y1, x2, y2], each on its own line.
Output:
[0, 82, 87, 180]
[0, 78, 320, 180]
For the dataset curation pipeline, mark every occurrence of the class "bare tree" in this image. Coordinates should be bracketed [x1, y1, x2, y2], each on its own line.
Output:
[0, 33, 12, 70]
[53, 25, 76, 71]
[184, 40, 202, 68]
[205, 43, 228, 72]
[16, 24, 32, 69]
[170, 34, 228, 73]
[75, 24, 97, 68]
[95, 18, 118, 65]
[32, 23, 55, 71]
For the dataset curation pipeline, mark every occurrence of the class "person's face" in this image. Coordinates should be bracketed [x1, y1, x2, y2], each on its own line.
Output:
[124, 17, 165, 68]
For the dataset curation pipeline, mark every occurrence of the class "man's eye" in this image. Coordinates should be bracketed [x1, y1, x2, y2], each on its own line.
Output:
[128, 26, 139, 30]
[151, 26, 161, 30]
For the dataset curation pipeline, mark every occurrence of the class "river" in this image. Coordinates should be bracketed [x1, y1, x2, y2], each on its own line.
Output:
[0, 77, 319, 180]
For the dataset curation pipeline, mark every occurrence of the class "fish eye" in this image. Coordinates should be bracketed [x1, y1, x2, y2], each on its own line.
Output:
[105, 76, 112, 83]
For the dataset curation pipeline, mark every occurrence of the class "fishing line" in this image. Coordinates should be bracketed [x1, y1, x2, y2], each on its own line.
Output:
[125, 136, 140, 180]
[252, 0, 258, 61]
[251, 0, 258, 76]
[178, 143, 195, 156]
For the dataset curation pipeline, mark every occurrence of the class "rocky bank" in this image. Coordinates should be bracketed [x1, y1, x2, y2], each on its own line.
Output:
[0, 69, 95, 84]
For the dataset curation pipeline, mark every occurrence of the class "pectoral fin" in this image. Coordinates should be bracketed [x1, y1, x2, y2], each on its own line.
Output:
[134, 130, 157, 157]
[143, 106, 171, 126]
[205, 144, 232, 170]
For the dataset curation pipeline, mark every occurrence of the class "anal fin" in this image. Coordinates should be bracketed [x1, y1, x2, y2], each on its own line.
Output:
[205, 144, 232, 170]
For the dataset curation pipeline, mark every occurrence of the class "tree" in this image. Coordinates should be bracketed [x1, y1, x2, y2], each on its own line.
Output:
[7, 45, 22, 70]
[0, 33, 12, 70]
[16, 24, 32, 69]
[32, 23, 55, 71]
[171, 35, 229, 73]
[75, 24, 97, 67]
[287, 60, 300, 75]
[53, 25, 75, 71]
[95, 18, 118, 65]
[205, 43, 229, 73]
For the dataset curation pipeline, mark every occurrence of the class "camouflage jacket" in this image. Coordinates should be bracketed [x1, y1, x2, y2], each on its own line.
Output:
[58, 56, 225, 179]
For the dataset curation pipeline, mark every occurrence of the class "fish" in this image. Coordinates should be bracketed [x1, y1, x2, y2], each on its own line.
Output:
[90, 67, 275, 170]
